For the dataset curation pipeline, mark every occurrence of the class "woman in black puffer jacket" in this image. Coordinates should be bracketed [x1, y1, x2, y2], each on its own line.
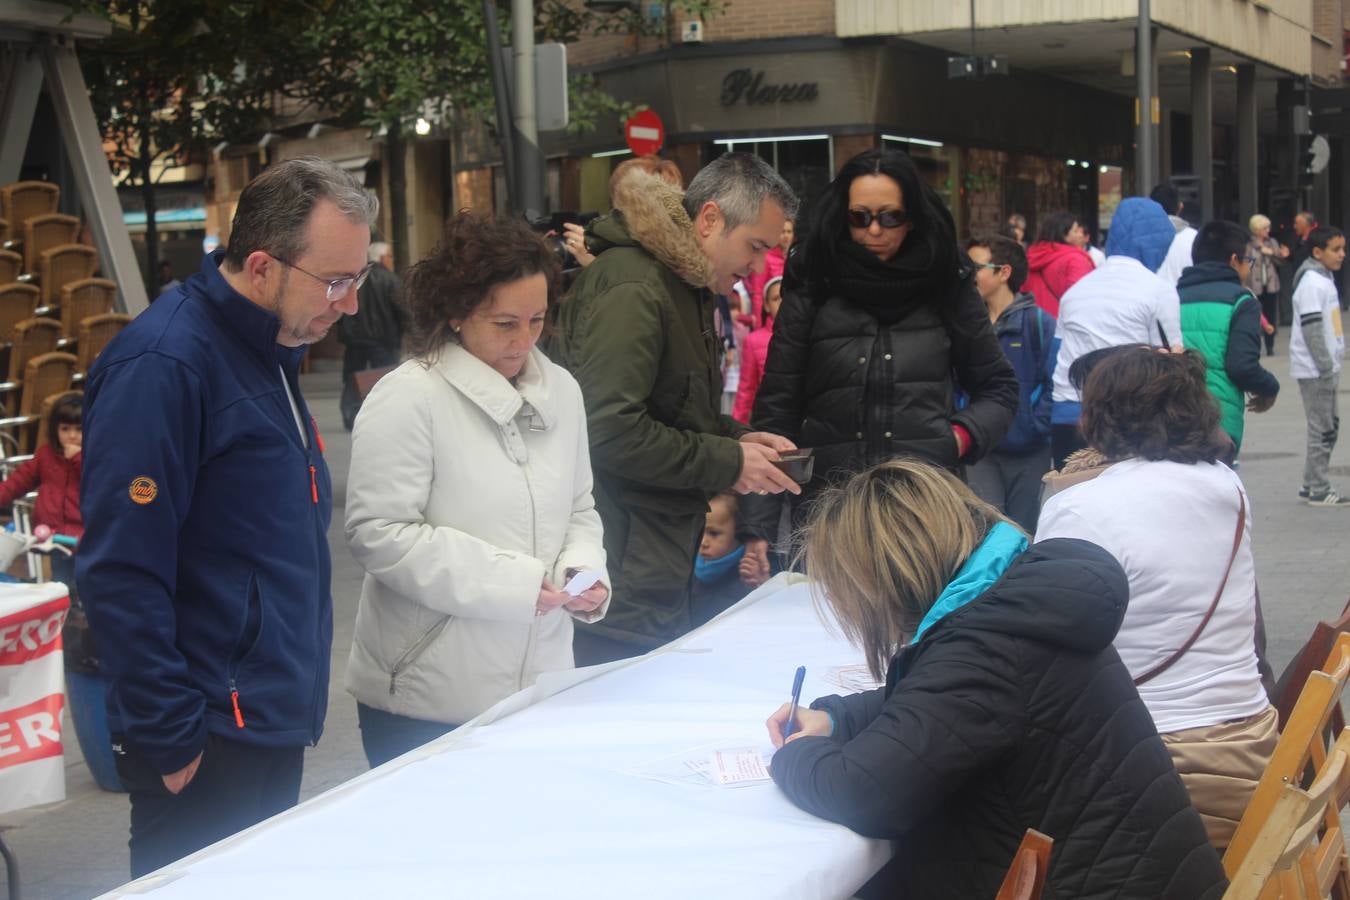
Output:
[766, 460, 1227, 899]
[741, 148, 1016, 573]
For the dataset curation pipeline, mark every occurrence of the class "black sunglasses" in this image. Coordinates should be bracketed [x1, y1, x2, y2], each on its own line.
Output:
[847, 208, 910, 230]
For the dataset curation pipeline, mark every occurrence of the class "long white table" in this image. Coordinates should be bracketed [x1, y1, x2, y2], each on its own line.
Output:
[99, 576, 893, 899]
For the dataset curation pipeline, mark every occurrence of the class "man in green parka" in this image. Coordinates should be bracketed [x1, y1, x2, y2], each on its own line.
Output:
[550, 153, 801, 664]
[1178, 219, 1280, 454]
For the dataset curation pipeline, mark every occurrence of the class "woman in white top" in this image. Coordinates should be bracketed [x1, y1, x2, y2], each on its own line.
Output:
[344, 212, 610, 768]
[1037, 346, 1274, 850]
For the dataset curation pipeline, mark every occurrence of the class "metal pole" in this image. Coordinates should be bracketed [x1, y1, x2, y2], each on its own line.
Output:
[0, 49, 43, 185]
[483, 0, 519, 212]
[969, 0, 976, 58]
[512, 0, 545, 218]
[40, 41, 148, 315]
[1236, 64, 1258, 224]
[1190, 47, 1213, 222]
[1135, 0, 1156, 194]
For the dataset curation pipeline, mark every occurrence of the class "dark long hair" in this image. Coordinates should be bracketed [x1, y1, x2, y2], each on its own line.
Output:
[1034, 211, 1079, 245]
[788, 148, 960, 300]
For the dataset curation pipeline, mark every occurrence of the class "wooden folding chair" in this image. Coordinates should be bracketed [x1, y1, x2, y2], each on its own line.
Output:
[74, 312, 131, 379]
[995, 829, 1053, 900]
[1225, 632, 1350, 898]
[37, 243, 97, 311]
[1276, 597, 1350, 730]
[1224, 729, 1350, 900]
[0, 250, 21, 285]
[21, 213, 80, 274]
[0, 181, 59, 230]
[57, 277, 115, 346]
[0, 318, 61, 416]
[0, 352, 76, 454]
[0, 218, 8, 244]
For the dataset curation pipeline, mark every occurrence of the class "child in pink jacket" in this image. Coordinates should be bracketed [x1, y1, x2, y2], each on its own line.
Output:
[733, 276, 784, 424]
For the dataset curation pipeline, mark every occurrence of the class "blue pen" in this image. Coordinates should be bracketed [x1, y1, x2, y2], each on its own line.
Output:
[783, 665, 806, 739]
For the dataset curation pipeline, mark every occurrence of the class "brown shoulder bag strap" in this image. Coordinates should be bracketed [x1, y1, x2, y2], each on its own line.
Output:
[1133, 489, 1247, 687]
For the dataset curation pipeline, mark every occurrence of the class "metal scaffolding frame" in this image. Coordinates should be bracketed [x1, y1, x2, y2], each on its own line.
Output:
[0, 1, 149, 316]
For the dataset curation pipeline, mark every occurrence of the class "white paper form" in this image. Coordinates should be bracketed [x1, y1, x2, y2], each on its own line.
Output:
[708, 747, 772, 787]
[562, 569, 603, 596]
[625, 742, 775, 789]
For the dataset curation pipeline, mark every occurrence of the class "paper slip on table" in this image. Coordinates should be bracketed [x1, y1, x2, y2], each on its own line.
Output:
[96, 575, 893, 899]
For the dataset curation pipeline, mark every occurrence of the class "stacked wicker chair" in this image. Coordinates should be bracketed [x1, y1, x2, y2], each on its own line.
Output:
[0, 180, 129, 459]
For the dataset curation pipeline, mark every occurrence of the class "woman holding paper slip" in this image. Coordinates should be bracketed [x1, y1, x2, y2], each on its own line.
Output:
[344, 213, 609, 768]
[765, 460, 1225, 899]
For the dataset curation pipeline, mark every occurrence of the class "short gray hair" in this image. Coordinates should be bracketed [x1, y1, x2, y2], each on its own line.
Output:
[224, 157, 378, 270]
[368, 241, 391, 263]
[683, 152, 799, 232]
[1248, 214, 1270, 234]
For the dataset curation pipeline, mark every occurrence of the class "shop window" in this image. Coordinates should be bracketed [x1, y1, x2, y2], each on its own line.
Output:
[707, 135, 832, 225]
[882, 135, 962, 235]
[1098, 166, 1123, 235]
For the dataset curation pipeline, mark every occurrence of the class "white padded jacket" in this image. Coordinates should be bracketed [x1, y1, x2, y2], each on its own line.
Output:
[344, 344, 608, 725]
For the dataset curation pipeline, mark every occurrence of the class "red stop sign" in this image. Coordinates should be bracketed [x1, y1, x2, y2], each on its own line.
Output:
[625, 109, 665, 156]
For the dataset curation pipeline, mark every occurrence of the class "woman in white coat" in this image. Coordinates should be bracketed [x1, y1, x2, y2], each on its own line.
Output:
[345, 212, 609, 767]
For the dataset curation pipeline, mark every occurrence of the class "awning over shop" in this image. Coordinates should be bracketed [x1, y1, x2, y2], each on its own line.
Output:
[122, 206, 207, 233]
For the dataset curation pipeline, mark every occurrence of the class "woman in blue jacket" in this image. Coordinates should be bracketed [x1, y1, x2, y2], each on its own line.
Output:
[765, 459, 1225, 899]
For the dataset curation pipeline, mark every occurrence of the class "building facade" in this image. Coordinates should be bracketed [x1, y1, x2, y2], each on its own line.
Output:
[447, 0, 1348, 245]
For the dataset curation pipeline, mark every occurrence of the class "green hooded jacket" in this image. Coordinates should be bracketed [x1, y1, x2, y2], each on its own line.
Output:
[1178, 261, 1279, 452]
[548, 171, 748, 650]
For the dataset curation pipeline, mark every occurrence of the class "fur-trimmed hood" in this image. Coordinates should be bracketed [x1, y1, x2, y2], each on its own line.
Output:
[587, 170, 716, 289]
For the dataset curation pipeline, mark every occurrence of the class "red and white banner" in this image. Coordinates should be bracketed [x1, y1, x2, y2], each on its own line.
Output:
[0, 583, 69, 815]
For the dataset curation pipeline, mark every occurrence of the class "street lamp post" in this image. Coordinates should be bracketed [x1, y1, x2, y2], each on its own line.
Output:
[512, 0, 545, 218]
[1135, 0, 1156, 194]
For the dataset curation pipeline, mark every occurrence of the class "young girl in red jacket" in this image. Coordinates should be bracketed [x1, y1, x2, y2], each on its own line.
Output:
[0, 393, 83, 539]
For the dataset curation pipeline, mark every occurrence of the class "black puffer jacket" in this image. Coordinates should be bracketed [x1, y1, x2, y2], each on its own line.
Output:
[744, 267, 1016, 539]
[770, 539, 1227, 900]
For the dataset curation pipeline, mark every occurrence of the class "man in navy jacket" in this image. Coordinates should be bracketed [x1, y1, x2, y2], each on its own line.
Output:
[78, 157, 376, 877]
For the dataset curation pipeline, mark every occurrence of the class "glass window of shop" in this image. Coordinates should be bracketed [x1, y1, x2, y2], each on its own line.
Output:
[705, 135, 832, 226]
[881, 135, 963, 236]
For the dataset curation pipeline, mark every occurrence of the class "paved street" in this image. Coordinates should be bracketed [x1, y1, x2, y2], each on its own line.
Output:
[4, 339, 1350, 899]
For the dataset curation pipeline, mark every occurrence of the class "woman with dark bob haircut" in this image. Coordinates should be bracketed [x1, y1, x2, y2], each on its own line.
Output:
[1038, 347, 1276, 851]
[739, 147, 1017, 578]
[343, 212, 611, 767]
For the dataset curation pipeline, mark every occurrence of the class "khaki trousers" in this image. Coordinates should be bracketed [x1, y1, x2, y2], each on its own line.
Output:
[1161, 705, 1279, 851]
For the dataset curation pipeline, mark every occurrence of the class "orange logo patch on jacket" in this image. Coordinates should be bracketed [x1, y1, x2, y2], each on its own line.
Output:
[129, 477, 158, 505]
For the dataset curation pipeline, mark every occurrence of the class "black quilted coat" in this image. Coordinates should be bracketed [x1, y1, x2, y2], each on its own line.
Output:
[770, 539, 1227, 900]
[742, 268, 1017, 540]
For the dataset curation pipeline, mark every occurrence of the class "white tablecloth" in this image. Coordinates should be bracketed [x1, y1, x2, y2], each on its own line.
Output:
[100, 576, 892, 898]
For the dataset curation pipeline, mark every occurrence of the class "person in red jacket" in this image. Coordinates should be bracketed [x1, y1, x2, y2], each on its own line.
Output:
[1022, 211, 1094, 316]
[732, 276, 783, 424]
[0, 393, 83, 539]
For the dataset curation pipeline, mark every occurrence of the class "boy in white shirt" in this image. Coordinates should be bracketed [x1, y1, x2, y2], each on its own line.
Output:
[1289, 226, 1347, 506]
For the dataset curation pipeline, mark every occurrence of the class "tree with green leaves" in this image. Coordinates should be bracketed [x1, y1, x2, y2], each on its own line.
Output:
[74, 1, 318, 290]
[287, 1, 494, 273]
[290, 0, 728, 271]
